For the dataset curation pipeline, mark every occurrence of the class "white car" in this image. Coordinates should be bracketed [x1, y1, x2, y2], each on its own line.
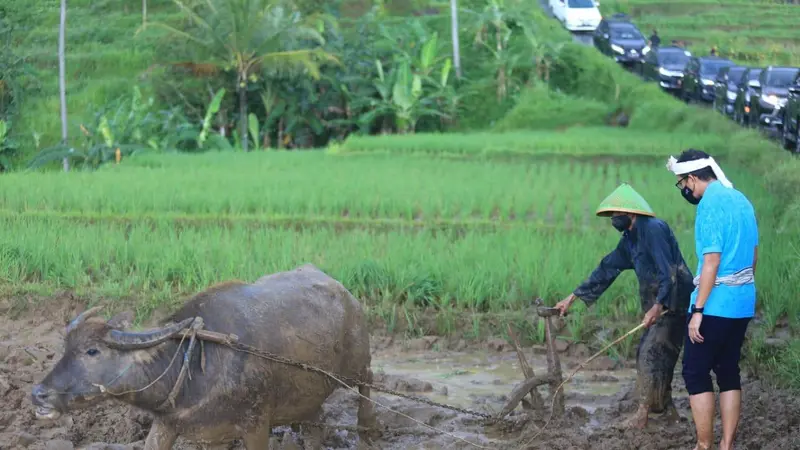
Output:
[550, 0, 603, 32]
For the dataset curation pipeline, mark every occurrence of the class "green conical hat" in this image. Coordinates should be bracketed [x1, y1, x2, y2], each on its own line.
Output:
[595, 183, 655, 217]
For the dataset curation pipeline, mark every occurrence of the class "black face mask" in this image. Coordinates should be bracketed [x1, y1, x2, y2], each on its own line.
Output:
[611, 215, 631, 232]
[681, 186, 701, 205]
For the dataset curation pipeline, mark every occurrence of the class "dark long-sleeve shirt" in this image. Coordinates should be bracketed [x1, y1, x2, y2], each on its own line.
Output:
[573, 216, 694, 313]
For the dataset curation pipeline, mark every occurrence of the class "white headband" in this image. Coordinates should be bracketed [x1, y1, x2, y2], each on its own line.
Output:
[666, 156, 733, 188]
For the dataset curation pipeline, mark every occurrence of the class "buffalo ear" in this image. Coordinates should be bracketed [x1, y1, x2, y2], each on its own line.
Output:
[107, 310, 135, 329]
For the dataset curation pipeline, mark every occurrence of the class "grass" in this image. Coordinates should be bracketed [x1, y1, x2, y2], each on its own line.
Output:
[601, 0, 800, 66]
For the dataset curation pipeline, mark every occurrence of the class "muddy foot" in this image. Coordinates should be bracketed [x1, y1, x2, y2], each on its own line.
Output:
[661, 403, 682, 424]
[614, 408, 648, 430]
[692, 445, 715, 450]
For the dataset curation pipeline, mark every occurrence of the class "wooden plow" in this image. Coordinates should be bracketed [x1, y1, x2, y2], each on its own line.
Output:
[497, 298, 565, 420]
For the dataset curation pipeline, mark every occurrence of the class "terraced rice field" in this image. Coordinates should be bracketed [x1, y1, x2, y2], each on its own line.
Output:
[601, 0, 800, 66]
[2, 131, 794, 335]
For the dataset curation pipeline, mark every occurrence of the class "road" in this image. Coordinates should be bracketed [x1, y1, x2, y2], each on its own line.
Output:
[537, 0, 594, 46]
[535, 0, 785, 144]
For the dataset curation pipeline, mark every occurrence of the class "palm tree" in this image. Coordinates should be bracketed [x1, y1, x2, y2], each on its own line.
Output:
[146, 0, 336, 151]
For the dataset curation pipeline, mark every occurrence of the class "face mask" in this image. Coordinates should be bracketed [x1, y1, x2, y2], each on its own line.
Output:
[681, 186, 701, 205]
[611, 215, 631, 232]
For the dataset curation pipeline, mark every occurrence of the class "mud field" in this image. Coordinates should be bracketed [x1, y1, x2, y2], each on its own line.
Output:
[1, 297, 799, 450]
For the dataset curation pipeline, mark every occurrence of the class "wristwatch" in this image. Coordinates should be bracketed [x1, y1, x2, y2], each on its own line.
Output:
[690, 305, 704, 314]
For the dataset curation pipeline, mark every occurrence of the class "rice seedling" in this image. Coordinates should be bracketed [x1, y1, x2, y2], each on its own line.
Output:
[334, 128, 727, 159]
[3, 150, 766, 230]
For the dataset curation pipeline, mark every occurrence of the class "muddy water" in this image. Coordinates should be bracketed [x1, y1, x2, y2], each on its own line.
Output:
[371, 349, 636, 415]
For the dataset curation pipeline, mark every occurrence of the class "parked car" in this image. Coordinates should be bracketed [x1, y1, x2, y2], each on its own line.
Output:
[680, 56, 735, 103]
[780, 71, 800, 152]
[732, 67, 763, 127]
[712, 65, 747, 116]
[593, 14, 650, 68]
[747, 66, 800, 130]
[550, 0, 602, 32]
[640, 45, 692, 95]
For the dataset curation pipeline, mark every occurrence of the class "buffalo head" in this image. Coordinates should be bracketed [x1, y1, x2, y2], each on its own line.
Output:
[31, 306, 193, 420]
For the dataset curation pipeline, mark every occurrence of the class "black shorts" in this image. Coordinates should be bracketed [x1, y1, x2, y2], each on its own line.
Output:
[681, 314, 751, 396]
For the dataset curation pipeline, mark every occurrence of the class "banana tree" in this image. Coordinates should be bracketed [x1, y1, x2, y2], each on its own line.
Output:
[145, 0, 337, 151]
[465, 0, 515, 101]
[355, 59, 449, 135]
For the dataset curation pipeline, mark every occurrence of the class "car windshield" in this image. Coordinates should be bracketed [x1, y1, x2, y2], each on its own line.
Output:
[568, 0, 595, 7]
[658, 50, 690, 66]
[610, 26, 643, 40]
[748, 70, 762, 81]
[727, 67, 745, 82]
[765, 69, 799, 88]
[700, 60, 732, 76]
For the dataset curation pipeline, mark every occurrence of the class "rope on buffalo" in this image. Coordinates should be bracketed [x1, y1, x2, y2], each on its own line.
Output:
[178, 328, 502, 422]
[513, 314, 663, 450]
[91, 324, 192, 399]
[229, 340, 494, 449]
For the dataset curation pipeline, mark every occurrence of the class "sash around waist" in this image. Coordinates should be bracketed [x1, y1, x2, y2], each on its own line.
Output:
[692, 267, 754, 288]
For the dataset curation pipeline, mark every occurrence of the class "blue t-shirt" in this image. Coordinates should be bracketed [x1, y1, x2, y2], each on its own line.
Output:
[689, 180, 759, 318]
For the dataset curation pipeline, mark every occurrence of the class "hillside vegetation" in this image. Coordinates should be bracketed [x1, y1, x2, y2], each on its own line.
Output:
[0, 0, 798, 389]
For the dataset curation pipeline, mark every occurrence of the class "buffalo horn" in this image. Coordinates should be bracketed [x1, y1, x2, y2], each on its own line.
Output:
[102, 317, 196, 350]
[65, 306, 105, 335]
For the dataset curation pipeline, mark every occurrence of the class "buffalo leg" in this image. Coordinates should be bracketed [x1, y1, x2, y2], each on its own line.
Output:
[301, 412, 324, 450]
[357, 369, 379, 445]
[243, 422, 271, 450]
[143, 420, 177, 450]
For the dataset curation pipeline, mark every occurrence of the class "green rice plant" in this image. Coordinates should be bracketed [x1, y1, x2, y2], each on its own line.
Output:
[0, 208, 793, 338]
[0, 214, 644, 314]
[334, 128, 727, 159]
[0, 150, 769, 229]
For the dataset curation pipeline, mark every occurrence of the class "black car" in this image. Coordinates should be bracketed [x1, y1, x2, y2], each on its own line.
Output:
[593, 14, 649, 67]
[640, 46, 692, 94]
[712, 65, 747, 117]
[680, 56, 735, 103]
[732, 67, 763, 127]
[780, 71, 800, 152]
[748, 66, 800, 129]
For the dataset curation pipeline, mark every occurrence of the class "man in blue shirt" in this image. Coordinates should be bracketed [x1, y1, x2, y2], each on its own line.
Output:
[667, 149, 758, 450]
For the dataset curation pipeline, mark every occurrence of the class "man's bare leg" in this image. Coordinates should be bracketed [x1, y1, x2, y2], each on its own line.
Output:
[689, 392, 716, 450]
[718, 390, 741, 450]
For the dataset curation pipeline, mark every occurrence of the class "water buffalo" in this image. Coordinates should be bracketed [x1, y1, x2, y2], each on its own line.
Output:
[31, 264, 377, 449]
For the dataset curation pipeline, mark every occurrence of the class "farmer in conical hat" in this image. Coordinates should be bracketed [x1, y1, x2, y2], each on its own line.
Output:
[554, 183, 694, 430]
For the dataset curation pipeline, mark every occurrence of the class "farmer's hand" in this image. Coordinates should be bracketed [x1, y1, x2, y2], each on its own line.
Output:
[554, 294, 576, 317]
[688, 313, 704, 344]
[642, 303, 663, 328]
